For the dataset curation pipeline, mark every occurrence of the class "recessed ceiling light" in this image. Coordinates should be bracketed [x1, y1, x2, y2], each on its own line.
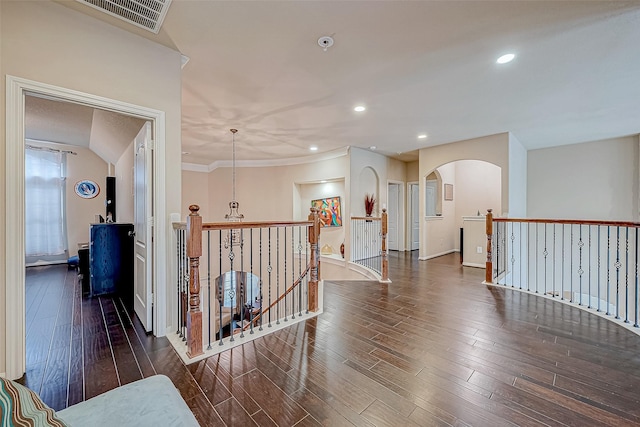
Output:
[310, 145, 318, 151]
[320, 180, 327, 183]
[418, 134, 427, 139]
[369, 146, 377, 150]
[496, 53, 515, 64]
[354, 105, 366, 112]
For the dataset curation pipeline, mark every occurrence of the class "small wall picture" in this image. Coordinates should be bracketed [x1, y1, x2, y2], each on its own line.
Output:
[444, 183, 453, 201]
[74, 180, 100, 199]
[312, 196, 342, 227]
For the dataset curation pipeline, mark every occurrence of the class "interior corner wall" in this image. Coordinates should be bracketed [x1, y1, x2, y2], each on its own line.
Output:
[350, 147, 407, 217]
[66, 147, 110, 257]
[508, 133, 527, 217]
[298, 181, 346, 256]
[115, 140, 135, 224]
[204, 154, 350, 222]
[406, 161, 419, 182]
[454, 160, 502, 230]
[418, 133, 510, 259]
[528, 136, 638, 221]
[0, 0, 7, 374]
[183, 170, 211, 222]
[26, 142, 109, 258]
[1, 0, 182, 374]
[423, 162, 457, 258]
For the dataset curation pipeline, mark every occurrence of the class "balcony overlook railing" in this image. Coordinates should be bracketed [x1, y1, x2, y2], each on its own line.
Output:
[485, 210, 640, 330]
[172, 205, 322, 360]
[350, 208, 389, 282]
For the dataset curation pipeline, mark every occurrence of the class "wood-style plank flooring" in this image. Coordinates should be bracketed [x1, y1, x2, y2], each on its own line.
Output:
[22, 252, 640, 426]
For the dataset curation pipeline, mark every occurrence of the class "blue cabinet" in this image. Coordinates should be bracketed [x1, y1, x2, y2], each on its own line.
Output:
[89, 223, 134, 299]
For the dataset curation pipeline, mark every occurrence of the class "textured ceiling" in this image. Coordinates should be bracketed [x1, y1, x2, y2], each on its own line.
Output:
[60, 1, 640, 166]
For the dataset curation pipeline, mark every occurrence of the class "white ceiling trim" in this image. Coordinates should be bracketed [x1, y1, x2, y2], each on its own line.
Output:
[182, 162, 209, 173]
[183, 146, 349, 173]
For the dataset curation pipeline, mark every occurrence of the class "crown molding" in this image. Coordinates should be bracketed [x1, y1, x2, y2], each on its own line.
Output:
[181, 162, 210, 172]
[182, 146, 350, 173]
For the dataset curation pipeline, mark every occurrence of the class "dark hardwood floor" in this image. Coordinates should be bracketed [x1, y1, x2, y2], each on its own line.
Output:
[22, 252, 640, 426]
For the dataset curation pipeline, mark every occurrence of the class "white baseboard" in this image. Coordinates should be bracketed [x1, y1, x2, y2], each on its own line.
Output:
[462, 262, 485, 268]
[26, 260, 68, 267]
[418, 249, 457, 261]
[0, 372, 5, 378]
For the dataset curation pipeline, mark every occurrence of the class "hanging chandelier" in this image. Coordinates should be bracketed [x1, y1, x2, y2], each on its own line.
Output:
[225, 128, 244, 222]
[224, 129, 243, 248]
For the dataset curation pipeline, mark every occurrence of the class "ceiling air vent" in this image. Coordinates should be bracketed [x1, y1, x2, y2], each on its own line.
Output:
[76, 0, 172, 34]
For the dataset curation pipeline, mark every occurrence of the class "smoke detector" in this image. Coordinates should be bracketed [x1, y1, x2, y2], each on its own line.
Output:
[318, 36, 334, 52]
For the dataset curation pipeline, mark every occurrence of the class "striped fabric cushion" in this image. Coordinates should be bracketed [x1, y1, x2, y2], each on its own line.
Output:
[0, 377, 67, 427]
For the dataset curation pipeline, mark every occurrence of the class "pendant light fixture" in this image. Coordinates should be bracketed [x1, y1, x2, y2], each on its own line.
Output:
[225, 128, 244, 222]
[224, 129, 243, 248]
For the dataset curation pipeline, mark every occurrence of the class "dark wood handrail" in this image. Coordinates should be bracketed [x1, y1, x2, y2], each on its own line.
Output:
[175, 220, 313, 230]
[202, 220, 313, 230]
[351, 216, 381, 221]
[493, 218, 640, 228]
[242, 264, 311, 331]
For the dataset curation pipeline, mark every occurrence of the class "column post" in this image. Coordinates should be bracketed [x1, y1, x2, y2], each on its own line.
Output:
[381, 208, 389, 282]
[486, 209, 493, 283]
[308, 208, 320, 312]
[186, 205, 203, 358]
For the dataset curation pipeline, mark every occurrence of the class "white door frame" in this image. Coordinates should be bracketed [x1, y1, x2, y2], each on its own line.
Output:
[407, 181, 419, 250]
[386, 180, 405, 251]
[5, 76, 167, 380]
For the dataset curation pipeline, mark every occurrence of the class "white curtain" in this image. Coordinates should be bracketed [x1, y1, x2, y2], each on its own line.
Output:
[25, 148, 67, 257]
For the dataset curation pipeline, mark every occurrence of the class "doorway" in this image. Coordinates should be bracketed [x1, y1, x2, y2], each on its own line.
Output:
[6, 76, 167, 380]
[408, 182, 420, 250]
[387, 181, 404, 251]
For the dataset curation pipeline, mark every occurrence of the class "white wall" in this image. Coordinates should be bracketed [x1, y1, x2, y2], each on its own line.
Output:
[205, 155, 349, 222]
[423, 162, 457, 258]
[297, 181, 346, 256]
[528, 136, 638, 221]
[508, 133, 527, 217]
[419, 133, 510, 259]
[350, 147, 407, 217]
[1, 0, 182, 374]
[115, 140, 135, 224]
[406, 161, 419, 182]
[182, 170, 211, 222]
[66, 147, 109, 256]
[27, 142, 109, 258]
[454, 160, 502, 230]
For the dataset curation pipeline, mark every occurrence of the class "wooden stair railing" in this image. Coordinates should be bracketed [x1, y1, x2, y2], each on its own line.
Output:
[184, 206, 322, 357]
[186, 205, 203, 358]
[349, 210, 389, 282]
[242, 264, 311, 331]
[484, 211, 640, 328]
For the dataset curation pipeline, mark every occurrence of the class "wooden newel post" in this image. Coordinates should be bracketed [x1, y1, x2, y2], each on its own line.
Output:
[485, 209, 493, 283]
[186, 204, 203, 358]
[381, 208, 389, 282]
[308, 208, 320, 312]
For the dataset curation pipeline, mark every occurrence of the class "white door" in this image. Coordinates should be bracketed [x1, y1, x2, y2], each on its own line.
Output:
[410, 184, 420, 250]
[388, 183, 399, 250]
[134, 122, 153, 332]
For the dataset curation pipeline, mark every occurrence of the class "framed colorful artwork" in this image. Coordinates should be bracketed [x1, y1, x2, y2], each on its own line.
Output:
[311, 196, 342, 227]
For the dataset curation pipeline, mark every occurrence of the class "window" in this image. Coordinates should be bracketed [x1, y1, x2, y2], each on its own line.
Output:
[25, 148, 67, 257]
[425, 171, 442, 216]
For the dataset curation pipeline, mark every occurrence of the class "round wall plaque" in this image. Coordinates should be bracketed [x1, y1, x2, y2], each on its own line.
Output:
[74, 180, 100, 199]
